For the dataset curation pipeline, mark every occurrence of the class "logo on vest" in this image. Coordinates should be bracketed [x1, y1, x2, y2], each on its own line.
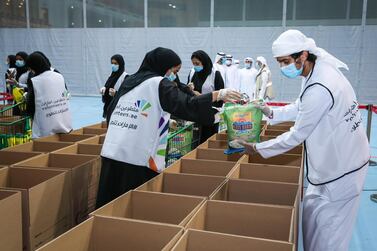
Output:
[135, 99, 152, 117]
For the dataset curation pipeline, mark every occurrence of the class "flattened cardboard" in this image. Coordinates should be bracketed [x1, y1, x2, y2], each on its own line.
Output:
[136, 173, 226, 198]
[0, 151, 42, 166]
[52, 144, 102, 155]
[172, 229, 294, 251]
[36, 216, 183, 251]
[34, 134, 94, 143]
[211, 179, 299, 208]
[243, 153, 302, 167]
[186, 200, 294, 242]
[182, 148, 242, 162]
[78, 135, 106, 145]
[14, 153, 101, 225]
[229, 162, 301, 184]
[2, 141, 73, 153]
[0, 167, 71, 251]
[0, 189, 22, 251]
[164, 159, 236, 177]
[91, 190, 205, 227]
[71, 127, 107, 135]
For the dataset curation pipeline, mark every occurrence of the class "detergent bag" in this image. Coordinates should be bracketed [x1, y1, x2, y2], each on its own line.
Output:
[223, 102, 262, 149]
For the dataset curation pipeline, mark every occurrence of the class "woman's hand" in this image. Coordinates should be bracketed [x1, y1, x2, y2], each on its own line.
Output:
[109, 88, 116, 96]
[100, 87, 106, 95]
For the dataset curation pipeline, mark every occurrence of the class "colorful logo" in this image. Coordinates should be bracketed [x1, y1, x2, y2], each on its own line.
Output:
[135, 99, 151, 117]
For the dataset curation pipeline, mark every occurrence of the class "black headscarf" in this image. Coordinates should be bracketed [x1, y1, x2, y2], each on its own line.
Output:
[7, 55, 16, 68]
[15, 51, 28, 81]
[190, 50, 213, 92]
[26, 52, 51, 76]
[34, 51, 52, 68]
[102, 54, 125, 103]
[106, 47, 181, 122]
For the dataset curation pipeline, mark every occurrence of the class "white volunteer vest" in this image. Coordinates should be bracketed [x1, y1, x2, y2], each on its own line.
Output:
[113, 71, 128, 92]
[302, 61, 370, 185]
[32, 70, 72, 138]
[239, 68, 258, 99]
[101, 76, 170, 173]
[188, 68, 216, 94]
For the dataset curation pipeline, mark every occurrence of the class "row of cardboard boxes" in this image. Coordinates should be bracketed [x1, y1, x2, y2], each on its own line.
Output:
[0, 121, 303, 251]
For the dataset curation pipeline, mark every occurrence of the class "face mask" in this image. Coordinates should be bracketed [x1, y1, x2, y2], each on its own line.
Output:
[15, 60, 25, 67]
[194, 65, 203, 72]
[280, 61, 303, 79]
[245, 63, 251, 69]
[111, 64, 119, 72]
[221, 57, 226, 65]
[166, 72, 176, 82]
[226, 60, 232, 66]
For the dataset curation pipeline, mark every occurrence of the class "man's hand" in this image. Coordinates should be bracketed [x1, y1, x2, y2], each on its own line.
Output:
[237, 139, 258, 155]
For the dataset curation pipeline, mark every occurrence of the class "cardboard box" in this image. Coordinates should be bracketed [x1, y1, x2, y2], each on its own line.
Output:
[186, 200, 294, 242]
[14, 153, 101, 225]
[2, 141, 73, 153]
[34, 134, 94, 143]
[0, 167, 71, 251]
[0, 151, 42, 166]
[86, 121, 107, 129]
[71, 127, 107, 135]
[182, 148, 242, 162]
[91, 190, 205, 227]
[79, 135, 106, 145]
[214, 133, 227, 141]
[229, 162, 301, 184]
[266, 124, 293, 131]
[242, 154, 302, 167]
[172, 229, 294, 251]
[0, 189, 23, 251]
[52, 143, 102, 155]
[211, 179, 299, 208]
[264, 129, 286, 136]
[36, 216, 183, 251]
[136, 173, 226, 198]
[164, 159, 236, 177]
[259, 137, 303, 155]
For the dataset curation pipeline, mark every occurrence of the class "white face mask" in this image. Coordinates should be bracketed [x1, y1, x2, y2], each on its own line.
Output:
[226, 60, 232, 66]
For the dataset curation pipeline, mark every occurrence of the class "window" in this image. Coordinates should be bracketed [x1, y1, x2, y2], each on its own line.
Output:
[287, 0, 363, 26]
[87, 0, 144, 28]
[214, 0, 243, 27]
[0, 0, 27, 28]
[148, 0, 210, 27]
[367, 0, 377, 25]
[29, 0, 83, 28]
[245, 0, 283, 26]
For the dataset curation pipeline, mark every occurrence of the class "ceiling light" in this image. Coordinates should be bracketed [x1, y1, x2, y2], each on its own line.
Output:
[98, 19, 102, 23]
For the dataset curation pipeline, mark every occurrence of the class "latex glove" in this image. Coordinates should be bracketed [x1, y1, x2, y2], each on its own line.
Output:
[100, 87, 106, 95]
[252, 100, 273, 118]
[169, 119, 178, 130]
[237, 139, 258, 155]
[217, 88, 241, 103]
[109, 88, 116, 97]
[187, 82, 195, 91]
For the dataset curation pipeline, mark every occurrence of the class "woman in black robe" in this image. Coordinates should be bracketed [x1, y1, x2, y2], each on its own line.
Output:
[96, 47, 240, 208]
[189, 50, 225, 143]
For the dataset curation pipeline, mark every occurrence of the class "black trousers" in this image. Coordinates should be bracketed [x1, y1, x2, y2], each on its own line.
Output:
[96, 157, 159, 209]
[199, 123, 219, 144]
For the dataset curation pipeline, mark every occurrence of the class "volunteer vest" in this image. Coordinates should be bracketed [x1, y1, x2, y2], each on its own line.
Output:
[31, 70, 72, 138]
[101, 76, 170, 173]
[113, 71, 128, 91]
[188, 68, 216, 94]
[239, 68, 258, 99]
[301, 61, 370, 185]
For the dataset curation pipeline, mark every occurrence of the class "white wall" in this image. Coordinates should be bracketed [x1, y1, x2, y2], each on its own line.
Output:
[1, 25, 376, 103]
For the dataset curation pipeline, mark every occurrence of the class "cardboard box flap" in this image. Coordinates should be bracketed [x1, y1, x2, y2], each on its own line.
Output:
[172, 229, 294, 251]
[185, 149, 242, 162]
[3, 141, 73, 153]
[35, 134, 94, 143]
[165, 159, 236, 177]
[0, 151, 42, 165]
[246, 154, 302, 167]
[53, 144, 102, 155]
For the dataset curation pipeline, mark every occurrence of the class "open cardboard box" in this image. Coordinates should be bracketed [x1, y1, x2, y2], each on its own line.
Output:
[259, 137, 303, 155]
[136, 173, 226, 198]
[186, 200, 294, 243]
[34, 134, 95, 143]
[182, 148, 243, 162]
[0, 151, 42, 166]
[266, 124, 293, 131]
[164, 158, 236, 177]
[172, 229, 294, 251]
[36, 216, 183, 251]
[14, 153, 101, 225]
[0, 189, 23, 251]
[229, 162, 301, 184]
[2, 141, 73, 153]
[71, 127, 107, 136]
[242, 153, 302, 168]
[86, 121, 107, 129]
[263, 129, 286, 137]
[79, 135, 106, 145]
[0, 167, 71, 251]
[91, 190, 205, 227]
[53, 143, 102, 155]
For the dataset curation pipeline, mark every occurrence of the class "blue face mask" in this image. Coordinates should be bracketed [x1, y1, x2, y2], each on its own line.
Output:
[280, 62, 303, 79]
[245, 63, 251, 69]
[111, 64, 119, 72]
[15, 60, 25, 67]
[194, 65, 203, 72]
[166, 72, 176, 82]
[221, 57, 226, 64]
